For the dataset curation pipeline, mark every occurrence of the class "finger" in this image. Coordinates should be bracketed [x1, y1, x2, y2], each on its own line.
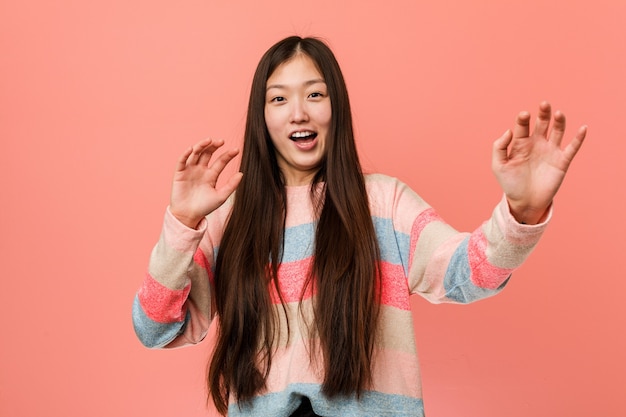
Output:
[183, 139, 212, 166]
[513, 111, 531, 139]
[175, 146, 194, 172]
[207, 148, 241, 181]
[197, 138, 226, 165]
[548, 110, 566, 147]
[492, 129, 513, 167]
[215, 172, 244, 203]
[532, 101, 552, 138]
[563, 125, 587, 163]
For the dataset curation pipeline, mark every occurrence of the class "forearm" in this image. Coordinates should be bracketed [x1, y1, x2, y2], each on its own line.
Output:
[132, 208, 213, 348]
[411, 196, 550, 304]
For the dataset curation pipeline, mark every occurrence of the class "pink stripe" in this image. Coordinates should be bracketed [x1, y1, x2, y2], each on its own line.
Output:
[268, 259, 410, 311]
[264, 342, 422, 399]
[379, 262, 411, 310]
[269, 258, 315, 304]
[163, 209, 205, 253]
[370, 348, 422, 398]
[193, 248, 214, 285]
[265, 341, 324, 390]
[467, 230, 514, 289]
[138, 273, 190, 323]
[409, 208, 442, 267]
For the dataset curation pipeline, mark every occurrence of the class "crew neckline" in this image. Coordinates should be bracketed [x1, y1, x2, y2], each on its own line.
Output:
[284, 182, 324, 196]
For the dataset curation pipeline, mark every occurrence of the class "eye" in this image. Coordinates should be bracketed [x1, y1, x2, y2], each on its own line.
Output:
[270, 96, 285, 103]
[309, 92, 325, 99]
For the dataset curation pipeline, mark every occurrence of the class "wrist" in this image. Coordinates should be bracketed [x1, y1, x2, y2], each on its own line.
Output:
[506, 200, 551, 225]
[169, 208, 203, 229]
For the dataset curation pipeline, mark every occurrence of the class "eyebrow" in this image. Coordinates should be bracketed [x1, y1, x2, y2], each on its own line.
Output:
[266, 78, 326, 91]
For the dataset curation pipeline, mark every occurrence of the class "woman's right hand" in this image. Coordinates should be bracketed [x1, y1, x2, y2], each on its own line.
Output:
[169, 138, 243, 229]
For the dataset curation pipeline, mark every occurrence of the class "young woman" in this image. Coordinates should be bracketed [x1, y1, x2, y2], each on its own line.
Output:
[132, 36, 586, 416]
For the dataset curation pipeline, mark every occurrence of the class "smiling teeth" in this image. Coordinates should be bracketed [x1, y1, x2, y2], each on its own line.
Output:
[291, 131, 314, 138]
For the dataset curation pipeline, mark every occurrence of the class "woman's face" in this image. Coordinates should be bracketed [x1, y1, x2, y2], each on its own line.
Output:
[264, 53, 331, 186]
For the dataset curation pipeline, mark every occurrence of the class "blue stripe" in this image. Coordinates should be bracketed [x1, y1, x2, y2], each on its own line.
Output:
[213, 223, 317, 264]
[229, 383, 424, 417]
[282, 218, 410, 270]
[373, 216, 410, 273]
[214, 218, 410, 269]
[282, 222, 316, 262]
[443, 237, 509, 303]
[132, 295, 187, 348]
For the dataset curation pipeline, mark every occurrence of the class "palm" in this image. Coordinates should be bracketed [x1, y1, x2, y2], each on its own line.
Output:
[492, 102, 586, 224]
[170, 139, 242, 228]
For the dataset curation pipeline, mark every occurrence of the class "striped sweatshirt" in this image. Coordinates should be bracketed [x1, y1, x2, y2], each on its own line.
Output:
[132, 174, 550, 417]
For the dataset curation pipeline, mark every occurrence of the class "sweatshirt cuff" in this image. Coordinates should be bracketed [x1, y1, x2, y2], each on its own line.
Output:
[162, 206, 208, 253]
[498, 196, 552, 245]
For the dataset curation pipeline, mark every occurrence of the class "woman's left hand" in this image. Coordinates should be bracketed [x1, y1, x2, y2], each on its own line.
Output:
[492, 101, 587, 224]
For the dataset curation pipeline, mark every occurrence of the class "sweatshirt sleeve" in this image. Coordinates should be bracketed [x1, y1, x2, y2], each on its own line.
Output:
[132, 207, 216, 348]
[409, 193, 550, 304]
[369, 174, 550, 305]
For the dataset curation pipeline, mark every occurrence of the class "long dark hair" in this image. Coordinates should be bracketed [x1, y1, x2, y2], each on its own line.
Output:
[207, 36, 382, 414]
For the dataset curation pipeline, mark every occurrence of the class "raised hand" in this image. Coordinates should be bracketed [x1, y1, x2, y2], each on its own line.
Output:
[169, 139, 242, 229]
[492, 101, 587, 224]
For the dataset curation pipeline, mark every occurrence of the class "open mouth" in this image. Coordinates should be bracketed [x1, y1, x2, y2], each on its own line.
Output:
[289, 131, 317, 142]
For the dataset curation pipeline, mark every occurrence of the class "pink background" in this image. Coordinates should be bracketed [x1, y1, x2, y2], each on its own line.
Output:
[1, 1, 624, 416]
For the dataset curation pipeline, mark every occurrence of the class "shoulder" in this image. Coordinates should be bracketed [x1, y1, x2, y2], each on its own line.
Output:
[364, 173, 415, 199]
[365, 173, 404, 190]
[364, 173, 430, 218]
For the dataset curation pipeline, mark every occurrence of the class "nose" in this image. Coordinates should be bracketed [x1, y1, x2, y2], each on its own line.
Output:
[289, 99, 309, 123]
